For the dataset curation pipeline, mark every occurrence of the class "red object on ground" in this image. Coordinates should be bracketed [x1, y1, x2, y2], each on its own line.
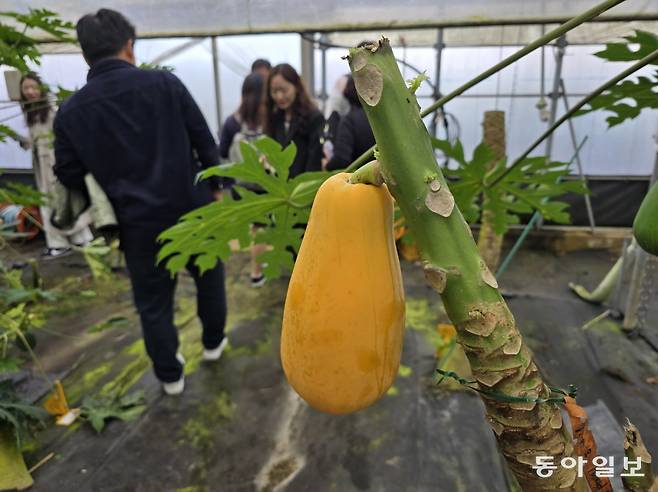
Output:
[0, 204, 41, 240]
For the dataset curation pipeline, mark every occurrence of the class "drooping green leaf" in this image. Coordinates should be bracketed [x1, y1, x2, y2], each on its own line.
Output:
[575, 74, 658, 127]
[88, 316, 130, 334]
[0, 381, 46, 446]
[199, 143, 287, 196]
[164, 251, 191, 274]
[433, 138, 587, 235]
[432, 137, 468, 166]
[593, 30, 658, 64]
[198, 136, 298, 197]
[158, 192, 287, 275]
[255, 205, 307, 278]
[194, 254, 218, 272]
[254, 137, 297, 179]
[434, 139, 495, 224]
[0, 409, 21, 445]
[0, 182, 47, 207]
[0, 27, 39, 72]
[77, 237, 115, 281]
[576, 30, 658, 127]
[0, 124, 20, 144]
[288, 172, 332, 207]
[0, 9, 75, 42]
[0, 9, 74, 74]
[0, 357, 22, 373]
[0, 287, 56, 307]
[80, 390, 147, 434]
[0, 260, 56, 315]
[159, 138, 331, 279]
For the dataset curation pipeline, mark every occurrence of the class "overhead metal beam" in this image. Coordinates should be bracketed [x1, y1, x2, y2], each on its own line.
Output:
[149, 37, 207, 65]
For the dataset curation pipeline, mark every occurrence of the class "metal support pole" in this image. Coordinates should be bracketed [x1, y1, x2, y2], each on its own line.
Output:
[544, 35, 567, 174]
[539, 26, 546, 105]
[319, 33, 329, 111]
[301, 34, 316, 99]
[560, 78, 596, 232]
[430, 28, 444, 138]
[536, 34, 567, 230]
[211, 36, 222, 134]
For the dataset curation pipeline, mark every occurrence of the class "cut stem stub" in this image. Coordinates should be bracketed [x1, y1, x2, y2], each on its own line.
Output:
[349, 160, 384, 186]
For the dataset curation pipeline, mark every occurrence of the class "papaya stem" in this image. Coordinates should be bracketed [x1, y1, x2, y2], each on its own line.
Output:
[349, 160, 384, 186]
[349, 38, 588, 492]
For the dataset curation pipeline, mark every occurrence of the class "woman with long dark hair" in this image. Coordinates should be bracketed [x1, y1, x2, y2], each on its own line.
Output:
[218, 72, 264, 163]
[218, 72, 268, 286]
[262, 63, 324, 178]
[20, 72, 92, 257]
[325, 75, 375, 171]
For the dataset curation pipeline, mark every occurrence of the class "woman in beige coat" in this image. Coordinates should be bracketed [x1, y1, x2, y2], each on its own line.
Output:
[20, 73, 92, 258]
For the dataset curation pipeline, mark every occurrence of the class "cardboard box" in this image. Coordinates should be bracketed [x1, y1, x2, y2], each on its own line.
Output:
[4, 70, 23, 101]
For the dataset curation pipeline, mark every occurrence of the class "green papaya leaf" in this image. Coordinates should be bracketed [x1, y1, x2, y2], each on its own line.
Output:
[80, 390, 147, 434]
[0, 357, 22, 373]
[431, 137, 587, 235]
[88, 316, 130, 334]
[576, 30, 658, 127]
[159, 138, 332, 279]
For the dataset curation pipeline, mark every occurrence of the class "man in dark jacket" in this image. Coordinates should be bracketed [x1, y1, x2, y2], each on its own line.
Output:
[54, 9, 227, 395]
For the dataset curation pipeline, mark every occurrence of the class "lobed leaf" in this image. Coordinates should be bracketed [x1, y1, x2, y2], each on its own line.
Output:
[158, 138, 332, 279]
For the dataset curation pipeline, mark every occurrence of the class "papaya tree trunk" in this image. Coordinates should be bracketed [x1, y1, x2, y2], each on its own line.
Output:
[348, 39, 587, 491]
[0, 423, 33, 491]
[477, 110, 506, 271]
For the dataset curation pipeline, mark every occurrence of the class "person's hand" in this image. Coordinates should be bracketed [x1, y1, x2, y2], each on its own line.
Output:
[213, 190, 224, 202]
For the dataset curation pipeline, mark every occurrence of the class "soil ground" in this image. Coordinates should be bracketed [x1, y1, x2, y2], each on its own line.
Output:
[2, 237, 657, 492]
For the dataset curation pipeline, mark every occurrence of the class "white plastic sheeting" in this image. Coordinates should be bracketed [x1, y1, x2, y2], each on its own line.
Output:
[329, 21, 658, 48]
[315, 43, 658, 177]
[4, 0, 658, 39]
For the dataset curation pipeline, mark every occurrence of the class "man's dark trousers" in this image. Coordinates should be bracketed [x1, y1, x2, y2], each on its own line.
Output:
[124, 250, 227, 383]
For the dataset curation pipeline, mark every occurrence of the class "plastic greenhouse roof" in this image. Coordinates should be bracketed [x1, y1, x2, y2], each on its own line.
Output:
[7, 0, 658, 40]
[329, 21, 658, 47]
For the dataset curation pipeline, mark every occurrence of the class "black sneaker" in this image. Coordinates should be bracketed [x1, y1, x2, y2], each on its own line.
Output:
[250, 274, 266, 288]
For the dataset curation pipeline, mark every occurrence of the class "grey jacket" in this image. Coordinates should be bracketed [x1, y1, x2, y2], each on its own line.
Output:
[51, 174, 117, 232]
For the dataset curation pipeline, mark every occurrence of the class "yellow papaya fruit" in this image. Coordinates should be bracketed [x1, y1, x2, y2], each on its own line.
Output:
[633, 181, 658, 256]
[281, 172, 405, 415]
